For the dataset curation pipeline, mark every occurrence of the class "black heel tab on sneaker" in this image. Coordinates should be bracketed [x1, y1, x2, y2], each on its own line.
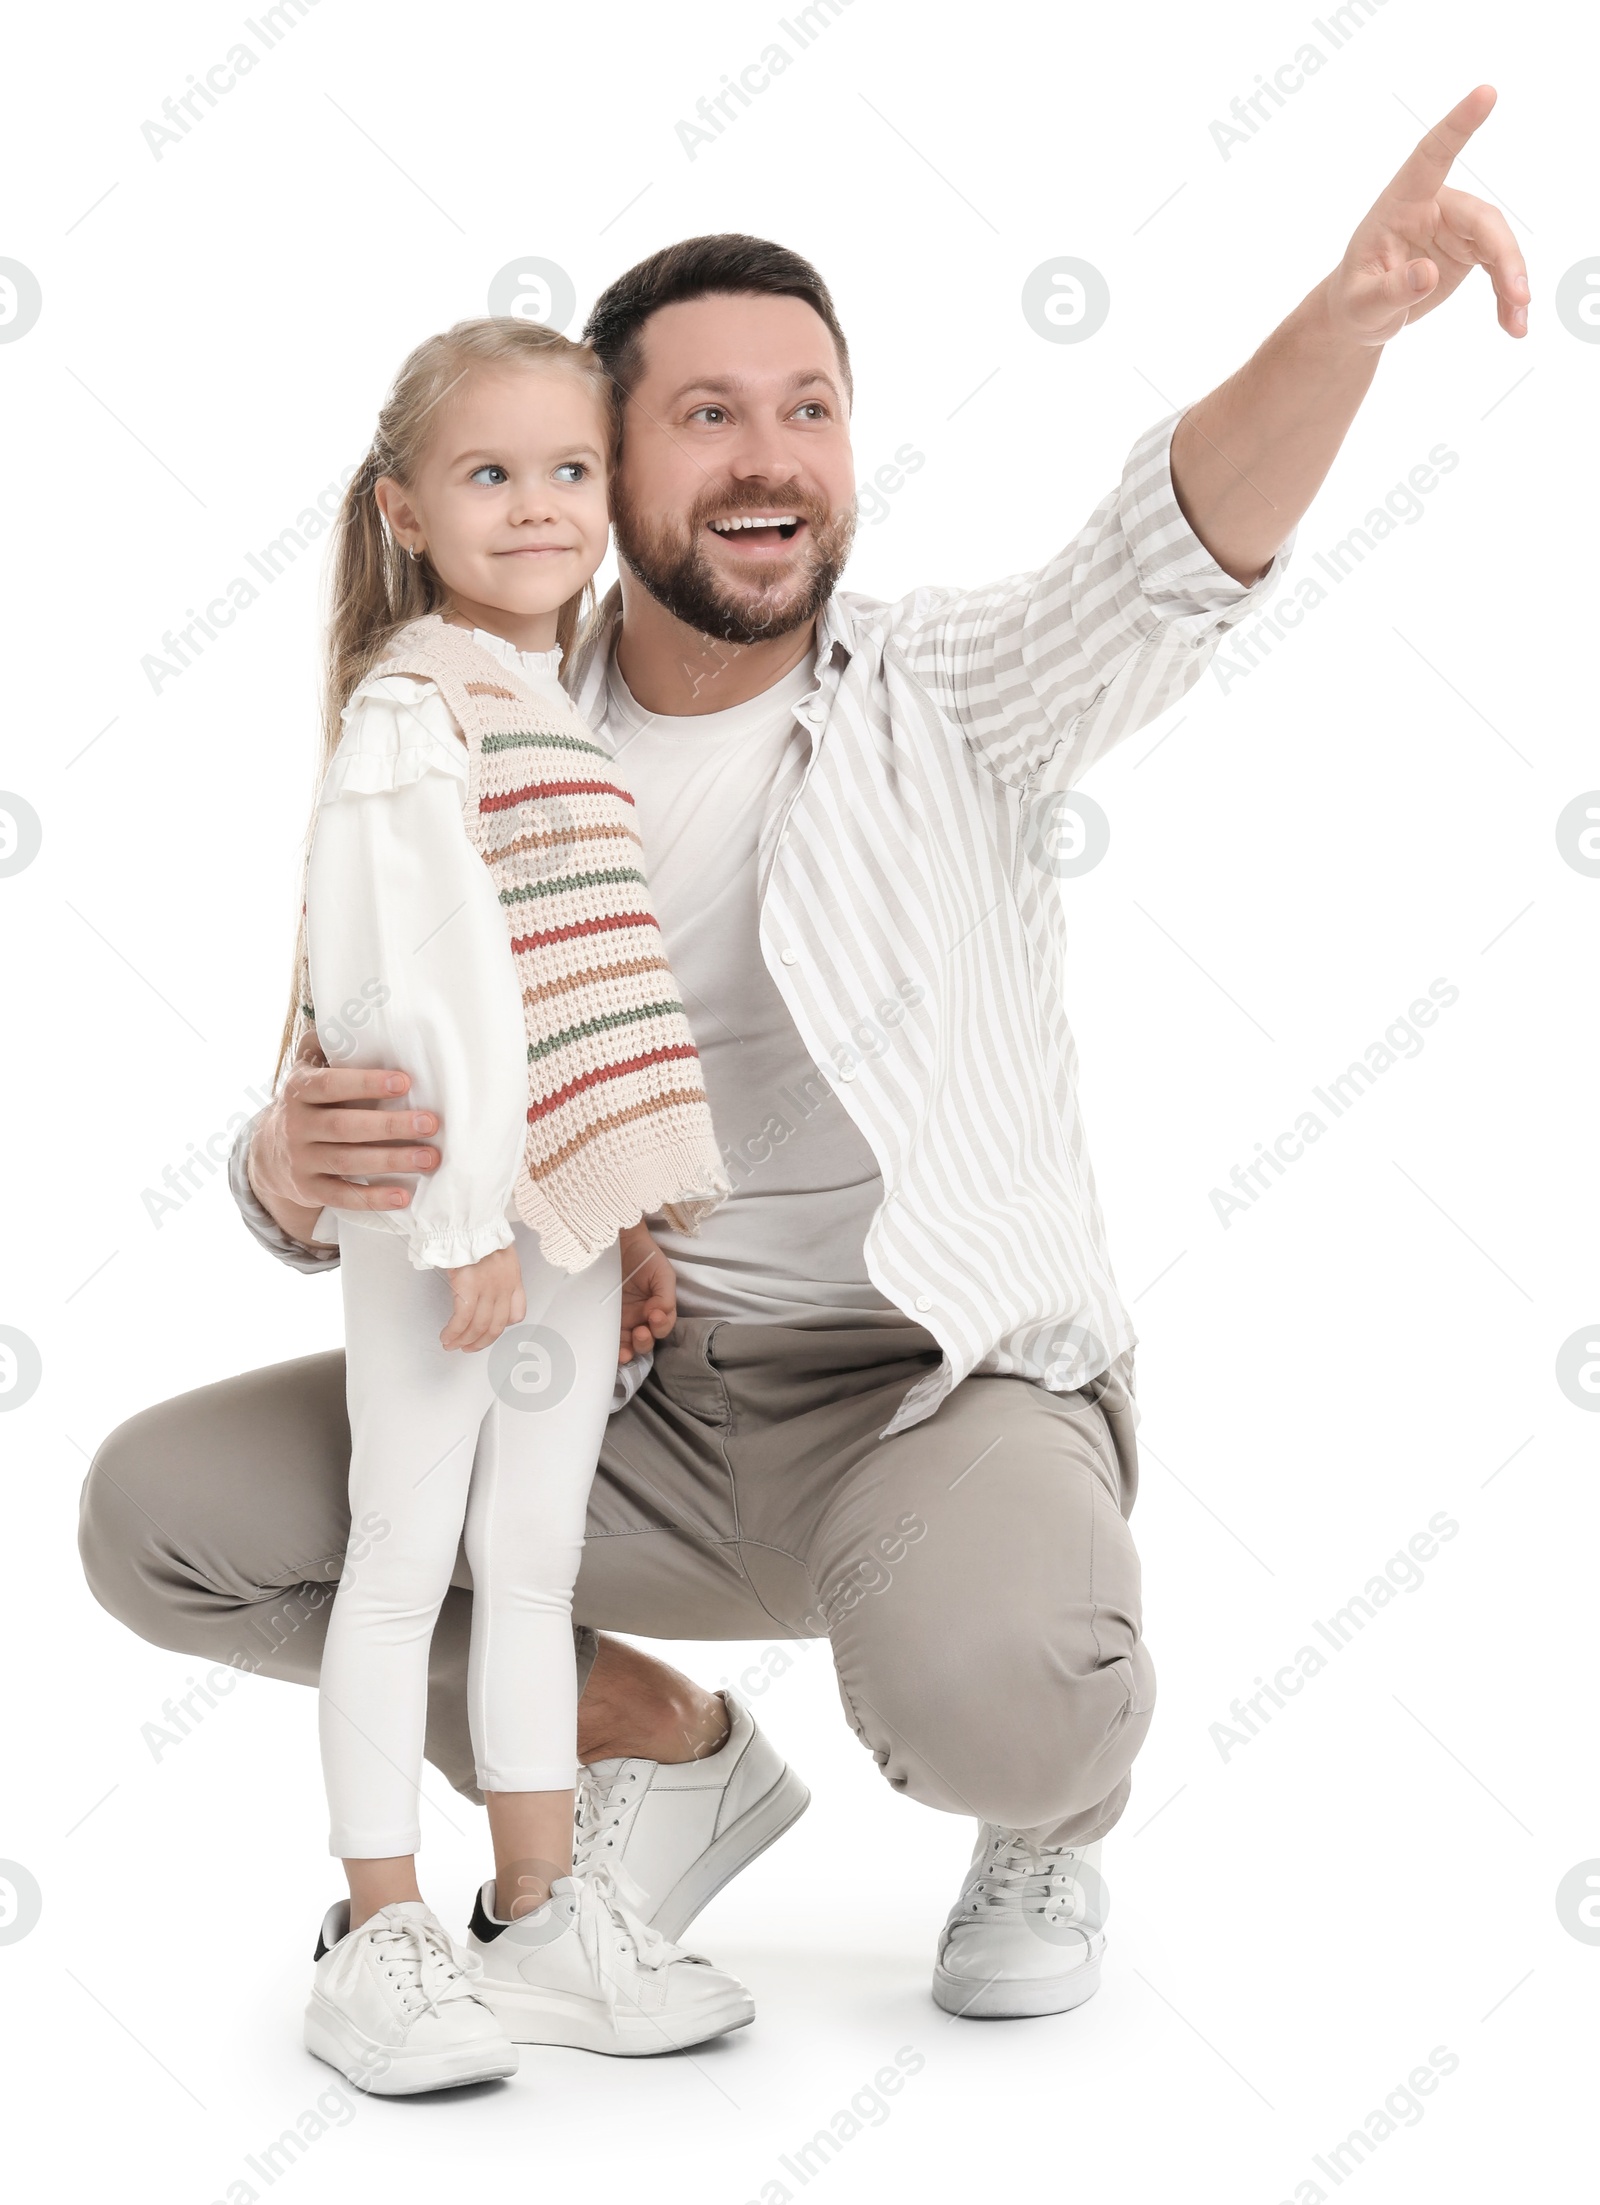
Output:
[469, 1886, 508, 1944]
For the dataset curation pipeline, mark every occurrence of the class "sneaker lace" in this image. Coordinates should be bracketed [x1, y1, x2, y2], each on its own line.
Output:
[961, 1830, 1098, 1932]
[573, 1767, 652, 1915]
[573, 1861, 675, 2016]
[573, 1765, 627, 1873]
[330, 1909, 485, 2024]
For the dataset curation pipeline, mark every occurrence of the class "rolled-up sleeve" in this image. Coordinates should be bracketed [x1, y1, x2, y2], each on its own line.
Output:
[304, 684, 528, 1271]
[897, 405, 1297, 792]
[228, 1111, 342, 1271]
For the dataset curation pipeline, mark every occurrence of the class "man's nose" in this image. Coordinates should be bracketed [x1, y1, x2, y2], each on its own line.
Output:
[723, 419, 797, 482]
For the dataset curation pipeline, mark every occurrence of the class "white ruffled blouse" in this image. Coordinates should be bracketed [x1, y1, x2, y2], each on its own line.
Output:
[304, 627, 567, 1270]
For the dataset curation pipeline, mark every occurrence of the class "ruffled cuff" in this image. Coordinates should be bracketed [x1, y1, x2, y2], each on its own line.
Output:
[406, 1213, 517, 1272]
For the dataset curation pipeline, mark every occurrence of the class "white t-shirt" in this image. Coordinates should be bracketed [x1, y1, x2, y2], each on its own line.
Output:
[600, 653, 894, 1322]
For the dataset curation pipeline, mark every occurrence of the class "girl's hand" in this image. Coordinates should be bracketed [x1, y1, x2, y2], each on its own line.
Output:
[441, 1244, 525, 1353]
[618, 1222, 677, 1365]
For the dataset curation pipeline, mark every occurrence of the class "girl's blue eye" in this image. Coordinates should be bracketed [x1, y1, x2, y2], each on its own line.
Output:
[554, 462, 587, 483]
[469, 464, 508, 485]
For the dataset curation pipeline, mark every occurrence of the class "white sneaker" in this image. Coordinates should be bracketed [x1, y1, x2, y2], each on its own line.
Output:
[304, 1899, 517, 2094]
[932, 1825, 1109, 2020]
[466, 1866, 755, 2054]
[575, 1688, 809, 1940]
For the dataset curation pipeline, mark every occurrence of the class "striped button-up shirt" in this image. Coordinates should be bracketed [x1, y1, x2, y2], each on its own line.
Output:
[234, 405, 1292, 1434]
[579, 406, 1293, 1432]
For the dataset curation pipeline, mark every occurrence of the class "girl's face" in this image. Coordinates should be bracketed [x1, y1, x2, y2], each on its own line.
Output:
[377, 363, 610, 629]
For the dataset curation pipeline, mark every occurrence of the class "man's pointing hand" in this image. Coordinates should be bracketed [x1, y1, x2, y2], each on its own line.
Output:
[1328, 84, 1529, 347]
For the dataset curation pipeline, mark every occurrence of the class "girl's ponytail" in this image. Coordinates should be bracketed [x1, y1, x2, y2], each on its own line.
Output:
[272, 319, 611, 1086]
[323, 440, 438, 756]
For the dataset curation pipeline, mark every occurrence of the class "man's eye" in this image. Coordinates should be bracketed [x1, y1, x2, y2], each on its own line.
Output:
[469, 464, 507, 485]
[795, 402, 828, 420]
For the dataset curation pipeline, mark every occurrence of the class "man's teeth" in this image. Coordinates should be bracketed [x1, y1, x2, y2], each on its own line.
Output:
[708, 515, 800, 533]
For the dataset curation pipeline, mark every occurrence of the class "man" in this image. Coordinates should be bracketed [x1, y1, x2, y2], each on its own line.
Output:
[82, 88, 1526, 2023]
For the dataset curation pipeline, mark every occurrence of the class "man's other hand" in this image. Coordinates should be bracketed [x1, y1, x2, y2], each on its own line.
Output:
[246, 1034, 440, 1247]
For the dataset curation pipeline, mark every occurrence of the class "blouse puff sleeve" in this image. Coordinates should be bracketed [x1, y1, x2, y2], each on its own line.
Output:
[303, 671, 529, 1271]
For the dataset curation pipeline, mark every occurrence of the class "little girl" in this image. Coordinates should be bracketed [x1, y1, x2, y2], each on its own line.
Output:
[284, 318, 746, 2094]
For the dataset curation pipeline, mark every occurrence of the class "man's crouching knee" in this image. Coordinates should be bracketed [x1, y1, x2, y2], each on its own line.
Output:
[971, 1646, 1157, 1833]
[77, 1408, 174, 1637]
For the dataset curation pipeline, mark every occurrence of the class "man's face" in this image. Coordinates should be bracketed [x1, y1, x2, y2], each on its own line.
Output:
[608, 292, 857, 646]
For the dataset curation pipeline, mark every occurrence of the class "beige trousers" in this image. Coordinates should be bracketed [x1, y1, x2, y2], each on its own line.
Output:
[79, 1313, 1154, 1848]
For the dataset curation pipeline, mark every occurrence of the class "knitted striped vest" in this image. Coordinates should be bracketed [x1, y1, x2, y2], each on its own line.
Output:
[367, 614, 727, 1272]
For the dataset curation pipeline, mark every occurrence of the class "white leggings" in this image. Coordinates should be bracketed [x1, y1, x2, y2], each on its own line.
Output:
[319, 1217, 619, 1859]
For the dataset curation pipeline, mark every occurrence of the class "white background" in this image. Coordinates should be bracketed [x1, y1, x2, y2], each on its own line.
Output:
[1, 0, 1595, 2197]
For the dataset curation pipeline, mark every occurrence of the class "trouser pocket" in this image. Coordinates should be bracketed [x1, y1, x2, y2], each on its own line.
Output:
[648, 1318, 733, 1428]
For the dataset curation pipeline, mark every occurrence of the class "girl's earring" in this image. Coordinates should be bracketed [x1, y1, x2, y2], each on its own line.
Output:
[407, 544, 423, 563]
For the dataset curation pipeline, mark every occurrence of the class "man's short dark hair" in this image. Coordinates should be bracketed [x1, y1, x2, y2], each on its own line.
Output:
[582, 234, 852, 415]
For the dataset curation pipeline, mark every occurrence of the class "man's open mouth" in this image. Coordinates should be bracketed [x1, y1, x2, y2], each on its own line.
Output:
[705, 513, 803, 548]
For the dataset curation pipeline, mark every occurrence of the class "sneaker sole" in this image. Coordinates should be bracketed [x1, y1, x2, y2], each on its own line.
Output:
[930, 1950, 1104, 2021]
[649, 1763, 812, 1943]
[474, 1977, 756, 2055]
[304, 1993, 517, 2094]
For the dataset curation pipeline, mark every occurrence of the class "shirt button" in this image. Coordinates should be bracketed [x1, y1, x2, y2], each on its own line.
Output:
[780, 948, 798, 966]
[836, 1063, 856, 1083]
[915, 1294, 932, 1312]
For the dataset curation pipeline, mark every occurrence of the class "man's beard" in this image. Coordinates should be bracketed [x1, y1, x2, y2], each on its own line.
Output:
[610, 477, 857, 647]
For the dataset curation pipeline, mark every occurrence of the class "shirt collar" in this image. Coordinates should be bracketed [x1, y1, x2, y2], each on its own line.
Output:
[814, 590, 856, 668]
[464, 624, 565, 685]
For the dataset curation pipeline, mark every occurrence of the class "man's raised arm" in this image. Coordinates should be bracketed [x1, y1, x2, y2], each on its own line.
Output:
[229, 1041, 441, 1271]
[1171, 84, 1528, 586]
[901, 85, 1527, 795]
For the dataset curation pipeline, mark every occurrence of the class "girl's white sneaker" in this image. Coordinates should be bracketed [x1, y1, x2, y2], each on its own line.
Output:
[304, 1899, 518, 2094]
[466, 1865, 755, 2054]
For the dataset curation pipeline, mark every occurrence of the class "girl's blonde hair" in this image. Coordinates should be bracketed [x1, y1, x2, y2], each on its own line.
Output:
[274, 317, 613, 1084]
